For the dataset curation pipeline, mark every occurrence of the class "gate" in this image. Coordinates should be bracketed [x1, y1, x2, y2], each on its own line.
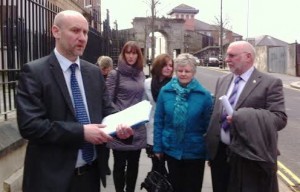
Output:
[268, 46, 287, 74]
[0, 0, 59, 120]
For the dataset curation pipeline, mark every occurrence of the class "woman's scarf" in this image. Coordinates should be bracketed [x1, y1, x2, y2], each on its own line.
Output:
[117, 60, 142, 80]
[151, 76, 172, 102]
[171, 78, 196, 142]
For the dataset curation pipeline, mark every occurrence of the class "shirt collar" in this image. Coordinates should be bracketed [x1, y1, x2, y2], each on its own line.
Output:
[54, 48, 80, 72]
[234, 66, 254, 82]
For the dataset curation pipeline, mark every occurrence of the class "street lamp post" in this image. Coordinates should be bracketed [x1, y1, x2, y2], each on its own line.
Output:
[246, 0, 249, 39]
[220, 0, 224, 68]
[151, 0, 155, 62]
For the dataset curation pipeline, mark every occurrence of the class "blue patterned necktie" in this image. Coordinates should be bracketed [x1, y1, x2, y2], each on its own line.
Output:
[70, 63, 94, 164]
[221, 76, 242, 131]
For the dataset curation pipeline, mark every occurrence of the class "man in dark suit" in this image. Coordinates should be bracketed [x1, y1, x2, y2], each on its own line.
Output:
[16, 10, 133, 192]
[206, 41, 287, 192]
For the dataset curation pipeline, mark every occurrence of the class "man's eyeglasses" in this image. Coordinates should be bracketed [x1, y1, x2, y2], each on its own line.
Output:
[225, 52, 249, 58]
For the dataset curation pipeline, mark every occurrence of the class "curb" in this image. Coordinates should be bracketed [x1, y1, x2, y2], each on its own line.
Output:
[290, 82, 300, 89]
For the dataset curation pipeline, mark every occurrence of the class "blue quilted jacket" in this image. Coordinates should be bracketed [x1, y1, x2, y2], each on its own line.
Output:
[153, 78, 213, 160]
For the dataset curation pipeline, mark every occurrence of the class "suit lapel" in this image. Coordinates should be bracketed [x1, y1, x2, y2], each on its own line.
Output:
[219, 74, 233, 96]
[236, 69, 261, 108]
[80, 60, 99, 123]
[49, 53, 75, 116]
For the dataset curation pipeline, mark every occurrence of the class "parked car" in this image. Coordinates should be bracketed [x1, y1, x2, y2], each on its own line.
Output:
[205, 57, 219, 67]
[195, 58, 201, 66]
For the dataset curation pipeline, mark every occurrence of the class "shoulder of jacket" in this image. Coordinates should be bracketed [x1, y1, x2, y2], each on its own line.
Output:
[27, 55, 50, 66]
[107, 69, 118, 78]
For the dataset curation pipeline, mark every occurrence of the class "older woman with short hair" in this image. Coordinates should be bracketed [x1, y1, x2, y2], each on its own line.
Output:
[97, 56, 113, 80]
[153, 53, 213, 192]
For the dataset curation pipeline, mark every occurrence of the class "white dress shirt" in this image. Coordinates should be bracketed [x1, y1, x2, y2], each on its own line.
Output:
[221, 66, 255, 144]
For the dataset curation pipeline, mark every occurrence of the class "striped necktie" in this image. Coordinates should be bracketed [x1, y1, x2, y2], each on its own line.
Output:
[221, 76, 242, 131]
[70, 63, 94, 164]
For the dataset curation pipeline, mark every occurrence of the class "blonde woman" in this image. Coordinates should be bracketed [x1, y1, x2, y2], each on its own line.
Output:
[153, 53, 213, 192]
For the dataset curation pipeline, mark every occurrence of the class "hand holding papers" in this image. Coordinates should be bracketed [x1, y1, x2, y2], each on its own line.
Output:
[219, 95, 233, 115]
[102, 100, 152, 135]
[219, 95, 233, 144]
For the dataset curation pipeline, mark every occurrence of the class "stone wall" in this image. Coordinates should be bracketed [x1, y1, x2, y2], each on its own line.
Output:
[132, 17, 194, 56]
[287, 43, 296, 76]
[48, 0, 82, 11]
[185, 31, 203, 53]
[0, 120, 26, 192]
[254, 46, 268, 72]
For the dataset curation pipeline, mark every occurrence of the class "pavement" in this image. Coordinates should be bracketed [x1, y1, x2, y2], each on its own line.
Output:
[102, 67, 300, 192]
[102, 150, 214, 192]
[102, 149, 293, 192]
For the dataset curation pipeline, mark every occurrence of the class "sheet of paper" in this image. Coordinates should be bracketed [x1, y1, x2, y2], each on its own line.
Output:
[219, 95, 232, 144]
[101, 100, 152, 135]
[219, 95, 233, 116]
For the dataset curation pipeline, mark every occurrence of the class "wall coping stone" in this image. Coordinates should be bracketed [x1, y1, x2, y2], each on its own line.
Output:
[0, 120, 27, 159]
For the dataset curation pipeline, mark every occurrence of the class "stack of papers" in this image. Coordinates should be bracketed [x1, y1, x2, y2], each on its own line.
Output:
[219, 95, 233, 115]
[101, 100, 152, 135]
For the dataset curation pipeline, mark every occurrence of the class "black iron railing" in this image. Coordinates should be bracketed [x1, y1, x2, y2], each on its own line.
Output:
[0, 0, 131, 121]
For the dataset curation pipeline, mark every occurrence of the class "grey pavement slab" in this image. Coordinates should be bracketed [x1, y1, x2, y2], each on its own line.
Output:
[101, 149, 291, 192]
[102, 149, 212, 192]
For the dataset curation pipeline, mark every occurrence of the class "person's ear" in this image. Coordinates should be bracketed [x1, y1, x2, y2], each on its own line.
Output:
[52, 25, 60, 38]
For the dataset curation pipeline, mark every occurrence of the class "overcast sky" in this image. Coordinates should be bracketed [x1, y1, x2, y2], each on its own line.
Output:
[101, 0, 299, 44]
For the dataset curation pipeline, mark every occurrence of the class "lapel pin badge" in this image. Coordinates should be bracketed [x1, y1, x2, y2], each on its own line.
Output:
[253, 80, 257, 84]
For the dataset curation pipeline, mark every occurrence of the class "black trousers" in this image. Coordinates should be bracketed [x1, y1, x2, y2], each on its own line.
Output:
[103, 146, 110, 171]
[165, 155, 205, 192]
[112, 149, 142, 192]
[210, 142, 230, 192]
[68, 161, 100, 192]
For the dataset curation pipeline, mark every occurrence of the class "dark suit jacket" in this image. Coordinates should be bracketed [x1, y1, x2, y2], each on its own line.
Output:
[16, 52, 117, 192]
[206, 68, 287, 160]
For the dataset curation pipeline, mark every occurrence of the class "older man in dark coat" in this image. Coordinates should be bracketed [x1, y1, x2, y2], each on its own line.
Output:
[206, 41, 287, 192]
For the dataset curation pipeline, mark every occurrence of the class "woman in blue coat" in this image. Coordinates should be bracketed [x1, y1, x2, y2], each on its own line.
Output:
[153, 53, 213, 192]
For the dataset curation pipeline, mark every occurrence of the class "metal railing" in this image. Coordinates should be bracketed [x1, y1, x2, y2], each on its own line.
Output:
[0, 0, 130, 121]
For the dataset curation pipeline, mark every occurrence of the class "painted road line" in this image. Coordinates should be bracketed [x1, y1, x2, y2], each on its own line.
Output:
[278, 161, 300, 192]
[278, 161, 300, 183]
[278, 170, 295, 186]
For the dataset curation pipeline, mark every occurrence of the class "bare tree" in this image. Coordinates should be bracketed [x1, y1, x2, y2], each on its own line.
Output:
[212, 0, 232, 68]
